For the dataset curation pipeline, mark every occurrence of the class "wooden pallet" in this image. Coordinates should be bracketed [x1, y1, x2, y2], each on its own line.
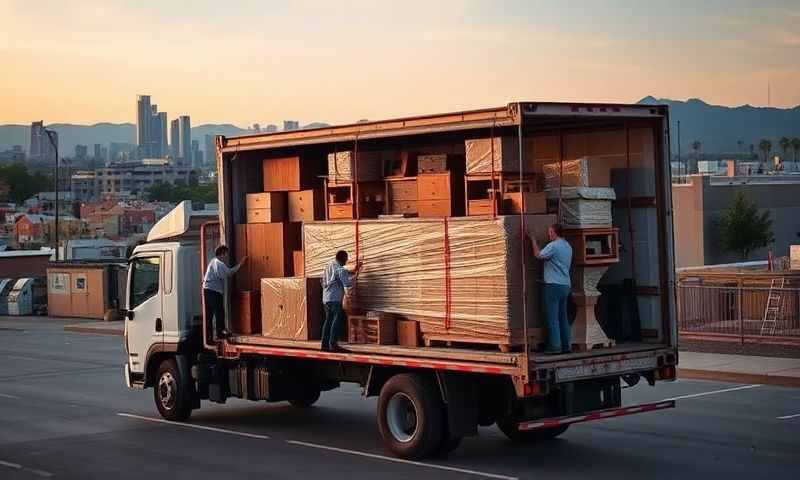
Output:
[571, 339, 616, 352]
[422, 334, 519, 353]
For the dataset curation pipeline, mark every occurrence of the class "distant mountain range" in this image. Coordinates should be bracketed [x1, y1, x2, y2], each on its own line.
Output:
[2, 98, 799, 157]
[0, 122, 326, 158]
[637, 97, 800, 154]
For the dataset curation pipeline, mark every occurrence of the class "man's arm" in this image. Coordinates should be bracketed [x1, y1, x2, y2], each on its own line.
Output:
[338, 265, 354, 288]
[225, 256, 248, 277]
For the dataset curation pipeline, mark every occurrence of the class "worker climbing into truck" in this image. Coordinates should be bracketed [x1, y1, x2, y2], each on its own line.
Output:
[203, 245, 247, 342]
[530, 224, 574, 354]
[320, 250, 361, 352]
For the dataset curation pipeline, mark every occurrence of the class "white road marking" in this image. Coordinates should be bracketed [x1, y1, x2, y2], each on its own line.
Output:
[777, 413, 800, 420]
[287, 439, 518, 480]
[0, 459, 52, 477]
[0, 393, 20, 399]
[663, 384, 761, 401]
[118, 413, 516, 479]
[117, 413, 271, 439]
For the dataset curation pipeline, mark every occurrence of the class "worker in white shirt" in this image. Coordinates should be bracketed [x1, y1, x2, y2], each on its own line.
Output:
[202, 245, 247, 341]
[320, 250, 361, 352]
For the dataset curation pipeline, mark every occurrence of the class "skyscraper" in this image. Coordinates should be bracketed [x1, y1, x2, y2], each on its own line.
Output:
[93, 143, 102, 160]
[191, 139, 202, 168]
[283, 120, 299, 131]
[29, 121, 57, 162]
[75, 145, 88, 159]
[170, 119, 180, 161]
[179, 116, 191, 166]
[204, 134, 216, 167]
[149, 106, 168, 158]
[136, 95, 153, 158]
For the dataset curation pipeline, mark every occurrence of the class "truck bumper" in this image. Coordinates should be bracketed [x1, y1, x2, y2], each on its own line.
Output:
[517, 399, 675, 431]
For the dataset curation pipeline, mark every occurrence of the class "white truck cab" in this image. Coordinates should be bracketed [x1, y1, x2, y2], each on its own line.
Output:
[124, 202, 214, 392]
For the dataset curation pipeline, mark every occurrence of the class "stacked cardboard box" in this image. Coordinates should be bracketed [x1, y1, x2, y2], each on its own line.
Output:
[260, 277, 323, 340]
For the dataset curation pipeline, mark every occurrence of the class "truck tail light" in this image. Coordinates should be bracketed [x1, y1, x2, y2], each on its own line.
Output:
[655, 366, 676, 381]
[523, 382, 542, 396]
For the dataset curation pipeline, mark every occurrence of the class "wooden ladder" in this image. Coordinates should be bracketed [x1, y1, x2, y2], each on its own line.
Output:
[760, 278, 785, 336]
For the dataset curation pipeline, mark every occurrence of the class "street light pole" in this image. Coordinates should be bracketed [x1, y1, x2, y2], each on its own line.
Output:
[44, 128, 59, 261]
[677, 120, 682, 179]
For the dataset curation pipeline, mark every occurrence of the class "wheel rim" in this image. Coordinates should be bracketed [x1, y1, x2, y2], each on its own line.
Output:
[158, 372, 177, 411]
[386, 392, 418, 443]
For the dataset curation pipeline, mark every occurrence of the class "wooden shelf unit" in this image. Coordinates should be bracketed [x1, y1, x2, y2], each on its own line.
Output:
[563, 227, 620, 266]
[324, 180, 385, 220]
[465, 173, 537, 216]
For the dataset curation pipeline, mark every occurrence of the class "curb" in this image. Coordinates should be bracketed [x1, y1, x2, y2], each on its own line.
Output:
[64, 324, 124, 337]
[679, 368, 800, 388]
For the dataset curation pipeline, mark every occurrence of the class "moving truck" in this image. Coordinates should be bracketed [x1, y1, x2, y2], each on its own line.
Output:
[123, 102, 678, 459]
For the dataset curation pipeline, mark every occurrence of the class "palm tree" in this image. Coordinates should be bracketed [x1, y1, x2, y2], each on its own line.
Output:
[691, 140, 701, 173]
[749, 143, 755, 159]
[758, 139, 772, 171]
[779, 137, 791, 161]
[791, 137, 800, 163]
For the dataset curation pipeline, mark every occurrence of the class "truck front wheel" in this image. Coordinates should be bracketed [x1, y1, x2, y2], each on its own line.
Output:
[377, 374, 444, 460]
[154, 359, 192, 422]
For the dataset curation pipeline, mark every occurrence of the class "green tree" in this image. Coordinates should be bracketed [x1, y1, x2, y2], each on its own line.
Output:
[718, 192, 774, 260]
[758, 139, 772, 168]
[146, 182, 218, 204]
[779, 137, 791, 160]
[0, 163, 51, 203]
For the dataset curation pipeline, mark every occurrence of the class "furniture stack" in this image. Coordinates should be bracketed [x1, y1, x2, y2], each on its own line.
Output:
[543, 157, 618, 350]
[464, 137, 546, 217]
[235, 155, 319, 335]
[325, 150, 385, 219]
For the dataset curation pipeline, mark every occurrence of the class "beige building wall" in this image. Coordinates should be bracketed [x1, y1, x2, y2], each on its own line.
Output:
[671, 175, 706, 268]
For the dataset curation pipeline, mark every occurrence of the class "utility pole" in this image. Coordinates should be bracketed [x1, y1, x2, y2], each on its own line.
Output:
[44, 128, 59, 261]
[676, 120, 682, 179]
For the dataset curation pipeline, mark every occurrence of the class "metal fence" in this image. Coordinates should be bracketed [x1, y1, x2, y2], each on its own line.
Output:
[677, 284, 800, 345]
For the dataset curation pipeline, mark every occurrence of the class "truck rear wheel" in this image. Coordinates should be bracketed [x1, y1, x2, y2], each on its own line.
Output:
[497, 419, 568, 443]
[377, 373, 444, 460]
[154, 359, 192, 422]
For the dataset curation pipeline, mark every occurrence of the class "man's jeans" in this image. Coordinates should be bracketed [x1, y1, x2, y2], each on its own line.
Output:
[321, 301, 345, 349]
[544, 283, 572, 353]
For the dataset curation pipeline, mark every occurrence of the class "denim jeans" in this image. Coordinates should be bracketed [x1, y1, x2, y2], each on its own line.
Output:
[544, 283, 572, 353]
[321, 301, 345, 349]
[203, 289, 225, 341]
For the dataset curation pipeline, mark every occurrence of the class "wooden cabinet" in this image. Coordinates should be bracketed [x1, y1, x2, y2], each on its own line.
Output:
[386, 177, 418, 215]
[262, 156, 314, 191]
[234, 224, 251, 291]
[246, 193, 287, 223]
[236, 222, 301, 289]
[325, 181, 385, 219]
[563, 227, 620, 266]
[503, 191, 546, 214]
[417, 174, 450, 200]
[467, 198, 499, 216]
[288, 189, 325, 222]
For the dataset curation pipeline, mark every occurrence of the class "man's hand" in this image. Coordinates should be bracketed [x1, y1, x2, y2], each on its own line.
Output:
[241, 255, 249, 264]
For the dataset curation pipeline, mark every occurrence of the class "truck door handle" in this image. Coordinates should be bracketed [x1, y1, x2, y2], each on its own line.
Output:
[155, 318, 163, 332]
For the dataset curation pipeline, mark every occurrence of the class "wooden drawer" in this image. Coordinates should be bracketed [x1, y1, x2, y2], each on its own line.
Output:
[348, 314, 397, 345]
[418, 173, 451, 200]
[246, 192, 286, 210]
[328, 203, 354, 219]
[387, 178, 418, 201]
[389, 200, 418, 215]
[246, 207, 285, 223]
[467, 198, 498, 216]
[288, 189, 325, 222]
[418, 199, 451, 218]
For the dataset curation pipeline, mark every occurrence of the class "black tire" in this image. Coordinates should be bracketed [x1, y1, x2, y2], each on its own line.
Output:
[377, 374, 444, 460]
[497, 418, 569, 443]
[288, 388, 321, 408]
[154, 359, 192, 422]
[437, 435, 463, 456]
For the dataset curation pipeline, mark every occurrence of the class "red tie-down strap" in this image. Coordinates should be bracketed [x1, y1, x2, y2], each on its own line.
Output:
[443, 217, 452, 330]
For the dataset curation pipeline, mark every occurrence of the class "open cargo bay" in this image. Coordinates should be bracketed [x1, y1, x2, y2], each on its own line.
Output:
[216, 102, 677, 383]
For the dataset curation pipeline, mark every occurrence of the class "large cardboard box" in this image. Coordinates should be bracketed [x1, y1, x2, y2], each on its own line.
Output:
[260, 277, 323, 340]
[303, 215, 555, 346]
[465, 137, 519, 174]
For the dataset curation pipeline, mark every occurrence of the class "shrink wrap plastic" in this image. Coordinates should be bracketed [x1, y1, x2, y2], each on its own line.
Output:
[327, 150, 385, 183]
[303, 215, 555, 345]
[546, 187, 616, 227]
[260, 277, 322, 340]
[464, 137, 519, 174]
[543, 158, 590, 189]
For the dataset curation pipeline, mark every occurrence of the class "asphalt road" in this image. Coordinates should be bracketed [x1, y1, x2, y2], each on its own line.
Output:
[1, 316, 798, 480]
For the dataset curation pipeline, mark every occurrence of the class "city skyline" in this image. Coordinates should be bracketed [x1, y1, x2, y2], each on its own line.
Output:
[1, 0, 798, 126]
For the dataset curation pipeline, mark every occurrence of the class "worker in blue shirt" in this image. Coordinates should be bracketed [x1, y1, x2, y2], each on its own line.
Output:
[530, 224, 573, 354]
[320, 250, 361, 352]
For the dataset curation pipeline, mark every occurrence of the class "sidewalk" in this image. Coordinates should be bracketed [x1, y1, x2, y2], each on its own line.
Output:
[64, 321, 124, 336]
[679, 351, 800, 388]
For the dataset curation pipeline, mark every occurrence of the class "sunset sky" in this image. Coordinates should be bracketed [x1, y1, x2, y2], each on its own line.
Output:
[1, 0, 798, 126]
